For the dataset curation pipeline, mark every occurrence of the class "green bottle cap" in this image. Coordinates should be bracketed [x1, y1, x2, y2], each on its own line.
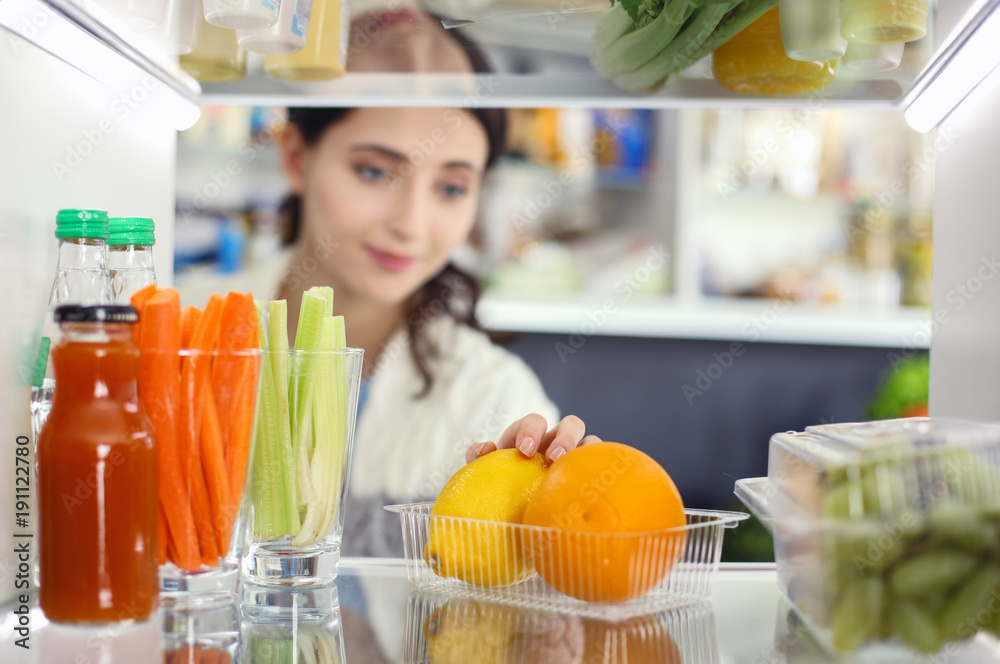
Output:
[108, 217, 156, 246]
[55, 209, 109, 239]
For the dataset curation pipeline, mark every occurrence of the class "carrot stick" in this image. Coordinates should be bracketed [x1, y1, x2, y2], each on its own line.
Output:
[157, 503, 168, 566]
[181, 306, 203, 350]
[214, 292, 260, 538]
[135, 288, 199, 572]
[181, 295, 225, 565]
[201, 387, 233, 556]
[130, 282, 158, 344]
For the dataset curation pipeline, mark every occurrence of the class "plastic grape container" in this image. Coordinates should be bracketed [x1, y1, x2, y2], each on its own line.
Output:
[736, 417, 1000, 655]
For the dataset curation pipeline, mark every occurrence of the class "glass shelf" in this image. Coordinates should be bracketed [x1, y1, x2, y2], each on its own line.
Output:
[20, 0, 1000, 109]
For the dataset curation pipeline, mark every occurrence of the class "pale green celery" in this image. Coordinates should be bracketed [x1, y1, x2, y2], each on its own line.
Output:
[251, 301, 294, 538]
[290, 291, 326, 507]
[591, 1, 697, 79]
[612, 0, 736, 92]
[294, 315, 350, 546]
[318, 316, 349, 541]
[268, 300, 301, 534]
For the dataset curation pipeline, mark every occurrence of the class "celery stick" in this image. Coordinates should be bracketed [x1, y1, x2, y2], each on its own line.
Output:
[293, 316, 336, 545]
[317, 316, 350, 541]
[591, 1, 696, 80]
[290, 291, 326, 504]
[251, 302, 290, 538]
[268, 300, 301, 534]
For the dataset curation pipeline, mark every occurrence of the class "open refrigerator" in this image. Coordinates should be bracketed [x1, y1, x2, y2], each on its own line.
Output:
[1, 0, 1000, 616]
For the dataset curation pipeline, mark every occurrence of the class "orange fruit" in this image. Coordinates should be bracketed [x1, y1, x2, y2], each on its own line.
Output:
[522, 442, 687, 602]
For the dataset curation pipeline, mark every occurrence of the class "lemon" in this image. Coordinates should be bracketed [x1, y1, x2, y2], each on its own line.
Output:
[424, 599, 521, 663]
[424, 449, 547, 587]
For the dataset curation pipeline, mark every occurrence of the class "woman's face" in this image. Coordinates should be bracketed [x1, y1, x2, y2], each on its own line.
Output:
[286, 107, 489, 307]
[347, 7, 473, 73]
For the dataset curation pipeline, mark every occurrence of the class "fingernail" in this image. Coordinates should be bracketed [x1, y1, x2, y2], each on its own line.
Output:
[548, 446, 566, 462]
[518, 437, 538, 456]
[469, 443, 483, 461]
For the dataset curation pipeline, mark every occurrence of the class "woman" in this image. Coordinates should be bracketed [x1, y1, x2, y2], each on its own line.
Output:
[273, 105, 597, 558]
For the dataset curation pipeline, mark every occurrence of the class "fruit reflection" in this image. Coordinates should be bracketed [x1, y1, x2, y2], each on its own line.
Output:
[423, 597, 684, 664]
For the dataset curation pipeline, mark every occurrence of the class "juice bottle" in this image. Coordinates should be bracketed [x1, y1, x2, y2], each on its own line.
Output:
[37, 304, 158, 624]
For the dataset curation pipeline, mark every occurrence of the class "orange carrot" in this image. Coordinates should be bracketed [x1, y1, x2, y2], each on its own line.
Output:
[135, 288, 199, 572]
[213, 292, 260, 538]
[181, 295, 225, 565]
[201, 387, 232, 556]
[130, 282, 158, 344]
[157, 503, 168, 566]
[181, 306, 203, 350]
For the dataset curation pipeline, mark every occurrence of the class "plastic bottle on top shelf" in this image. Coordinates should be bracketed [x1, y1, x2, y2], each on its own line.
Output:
[96, 0, 168, 30]
[265, 0, 345, 81]
[150, 0, 204, 55]
[237, 0, 310, 53]
[180, 14, 248, 82]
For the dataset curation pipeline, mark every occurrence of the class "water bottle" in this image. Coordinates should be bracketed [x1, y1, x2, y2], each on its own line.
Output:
[31, 209, 112, 445]
[108, 216, 157, 303]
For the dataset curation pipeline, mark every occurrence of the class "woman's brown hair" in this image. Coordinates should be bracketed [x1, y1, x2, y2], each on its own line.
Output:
[280, 101, 507, 395]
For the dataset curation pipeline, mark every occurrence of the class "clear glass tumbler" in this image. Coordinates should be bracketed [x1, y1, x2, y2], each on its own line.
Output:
[241, 348, 364, 588]
[151, 348, 264, 606]
[779, 0, 848, 61]
[840, 0, 928, 44]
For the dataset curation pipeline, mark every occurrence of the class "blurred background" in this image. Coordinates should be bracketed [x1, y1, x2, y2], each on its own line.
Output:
[174, 105, 934, 559]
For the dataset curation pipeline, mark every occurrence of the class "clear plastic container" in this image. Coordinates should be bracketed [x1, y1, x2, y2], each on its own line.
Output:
[237, 0, 309, 53]
[386, 503, 747, 620]
[150, 0, 203, 55]
[779, 0, 848, 61]
[735, 417, 1000, 655]
[842, 40, 905, 73]
[95, 0, 168, 30]
[404, 590, 718, 663]
[840, 0, 928, 44]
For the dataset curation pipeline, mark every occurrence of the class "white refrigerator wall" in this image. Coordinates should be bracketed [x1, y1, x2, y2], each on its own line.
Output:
[930, 63, 1000, 418]
[0, 33, 176, 608]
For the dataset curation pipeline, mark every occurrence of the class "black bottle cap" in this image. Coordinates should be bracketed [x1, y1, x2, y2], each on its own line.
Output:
[53, 304, 139, 324]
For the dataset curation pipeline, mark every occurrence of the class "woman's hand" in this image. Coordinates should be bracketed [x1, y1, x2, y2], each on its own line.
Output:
[465, 414, 601, 465]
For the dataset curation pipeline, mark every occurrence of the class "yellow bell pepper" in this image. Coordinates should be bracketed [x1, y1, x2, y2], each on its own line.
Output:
[712, 7, 838, 95]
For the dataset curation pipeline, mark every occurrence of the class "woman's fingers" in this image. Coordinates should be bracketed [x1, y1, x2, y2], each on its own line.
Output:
[495, 413, 549, 457]
[466, 414, 596, 465]
[539, 415, 586, 462]
[465, 441, 497, 464]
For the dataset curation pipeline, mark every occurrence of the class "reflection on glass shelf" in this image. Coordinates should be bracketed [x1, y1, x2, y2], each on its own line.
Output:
[405, 590, 718, 664]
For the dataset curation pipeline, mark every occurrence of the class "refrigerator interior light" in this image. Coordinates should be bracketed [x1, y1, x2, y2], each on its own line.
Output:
[0, 0, 201, 131]
[905, 5, 1000, 133]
